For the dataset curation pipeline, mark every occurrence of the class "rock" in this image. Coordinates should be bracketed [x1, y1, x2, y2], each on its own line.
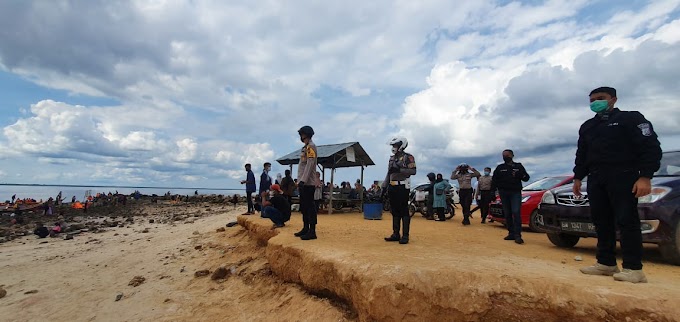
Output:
[194, 245, 202, 250]
[24, 290, 38, 294]
[216, 227, 226, 232]
[561, 259, 567, 264]
[192, 231, 199, 235]
[149, 219, 155, 224]
[0, 288, 6, 298]
[63, 234, 74, 240]
[574, 256, 583, 261]
[141, 228, 150, 233]
[211, 266, 229, 280]
[164, 298, 171, 303]
[128, 276, 146, 287]
[194, 269, 210, 277]
[180, 266, 186, 273]
[226, 221, 238, 227]
[115, 293, 123, 301]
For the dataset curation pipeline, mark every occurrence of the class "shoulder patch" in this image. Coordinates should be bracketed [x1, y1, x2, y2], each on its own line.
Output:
[306, 146, 317, 158]
[637, 123, 652, 136]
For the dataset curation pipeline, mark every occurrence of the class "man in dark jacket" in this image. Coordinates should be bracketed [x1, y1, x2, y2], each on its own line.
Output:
[263, 184, 291, 228]
[574, 86, 661, 283]
[491, 149, 530, 244]
[240, 163, 257, 214]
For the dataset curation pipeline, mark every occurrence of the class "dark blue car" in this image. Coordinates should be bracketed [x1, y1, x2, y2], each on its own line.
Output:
[537, 150, 680, 265]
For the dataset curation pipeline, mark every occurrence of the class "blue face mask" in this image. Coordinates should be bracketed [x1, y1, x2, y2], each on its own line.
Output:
[590, 100, 609, 113]
[484, 171, 490, 176]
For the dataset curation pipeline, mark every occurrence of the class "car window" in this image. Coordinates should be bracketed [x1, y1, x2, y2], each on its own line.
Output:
[655, 151, 680, 176]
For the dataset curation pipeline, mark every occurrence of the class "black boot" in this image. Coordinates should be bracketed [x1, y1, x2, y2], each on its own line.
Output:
[300, 224, 317, 240]
[294, 223, 309, 237]
[399, 216, 410, 244]
[384, 232, 400, 241]
[462, 215, 471, 225]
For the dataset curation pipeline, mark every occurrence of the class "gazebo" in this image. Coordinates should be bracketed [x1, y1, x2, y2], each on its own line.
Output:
[276, 142, 375, 213]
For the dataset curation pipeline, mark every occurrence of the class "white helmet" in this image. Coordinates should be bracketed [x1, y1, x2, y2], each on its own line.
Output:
[388, 137, 408, 151]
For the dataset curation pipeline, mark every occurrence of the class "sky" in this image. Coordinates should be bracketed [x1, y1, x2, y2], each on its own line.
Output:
[1, 0, 680, 190]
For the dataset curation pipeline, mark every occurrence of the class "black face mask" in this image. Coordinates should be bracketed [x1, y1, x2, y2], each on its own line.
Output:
[503, 156, 513, 163]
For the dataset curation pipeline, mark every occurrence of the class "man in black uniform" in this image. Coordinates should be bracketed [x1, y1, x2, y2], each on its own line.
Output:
[382, 137, 417, 244]
[491, 149, 530, 244]
[574, 86, 661, 283]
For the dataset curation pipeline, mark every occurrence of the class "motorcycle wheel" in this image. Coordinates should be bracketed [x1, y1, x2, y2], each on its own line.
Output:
[409, 204, 417, 217]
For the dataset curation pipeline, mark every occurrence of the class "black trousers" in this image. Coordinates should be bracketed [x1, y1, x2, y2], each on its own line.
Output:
[246, 192, 254, 212]
[388, 185, 410, 237]
[300, 185, 317, 225]
[588, 170, 643, 270]
[459, 188, 473, 217]
[479, 190, 494, 220]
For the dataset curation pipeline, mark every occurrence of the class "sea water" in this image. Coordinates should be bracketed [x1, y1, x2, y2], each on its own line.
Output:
[0, 184, 243, 203]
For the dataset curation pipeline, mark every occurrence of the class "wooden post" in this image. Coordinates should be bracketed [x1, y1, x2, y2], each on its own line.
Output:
[329, 168, 335, 215]
[360, 165, 364, 211]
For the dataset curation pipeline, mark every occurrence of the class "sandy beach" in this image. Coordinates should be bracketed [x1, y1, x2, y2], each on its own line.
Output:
[1, 200, 679, 322]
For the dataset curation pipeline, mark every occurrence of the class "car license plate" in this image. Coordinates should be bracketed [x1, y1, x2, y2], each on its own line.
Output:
[560, 221, 596, 234]
[489, 208, 503, 216]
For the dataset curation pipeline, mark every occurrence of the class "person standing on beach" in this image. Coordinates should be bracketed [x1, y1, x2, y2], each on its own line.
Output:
[382, 137, 416, 244]
[240, 163, 257, 215]
[491, 149, 530, 244]
[574, 86, 661, 283]
[294, 125, 318, 240]
[259, 162, 272, 215]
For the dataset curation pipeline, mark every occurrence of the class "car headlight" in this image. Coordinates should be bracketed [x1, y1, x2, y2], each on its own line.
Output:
[521, 195, 531, 203]
[541, 191, 555, 204]
[638, 186, 671, 204]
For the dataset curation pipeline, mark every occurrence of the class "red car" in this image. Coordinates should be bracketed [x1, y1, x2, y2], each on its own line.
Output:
[487, 175, 574, 232]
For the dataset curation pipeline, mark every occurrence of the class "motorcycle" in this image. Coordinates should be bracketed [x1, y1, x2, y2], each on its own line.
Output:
[408, 185, 457, 219]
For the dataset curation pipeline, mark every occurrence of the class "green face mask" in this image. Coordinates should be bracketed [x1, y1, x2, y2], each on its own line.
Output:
[590, 100, 609, 113]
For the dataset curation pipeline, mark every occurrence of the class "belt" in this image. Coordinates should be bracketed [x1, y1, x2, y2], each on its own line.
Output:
[389, 181, 407, 186]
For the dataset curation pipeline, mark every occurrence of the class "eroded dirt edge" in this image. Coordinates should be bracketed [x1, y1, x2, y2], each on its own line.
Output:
[237, 216, 673, 322]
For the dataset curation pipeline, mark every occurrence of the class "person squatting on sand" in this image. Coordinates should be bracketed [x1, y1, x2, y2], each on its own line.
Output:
[294, 125, 319, 241]
[574, 86, 662, 283]
[382, 137, 417, 244]
[263, 184, 291, 229]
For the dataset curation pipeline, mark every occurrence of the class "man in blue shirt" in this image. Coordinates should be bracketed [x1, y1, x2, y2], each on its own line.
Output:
[240, 163, 257, 214]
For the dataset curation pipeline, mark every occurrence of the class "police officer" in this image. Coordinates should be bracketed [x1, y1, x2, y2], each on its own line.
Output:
[381, 137, 417, 244]
[474, 167, 493, 224]
[451, 163, 480, 225]
[574, 86, 661, 283]
[294, 125, 319, 241]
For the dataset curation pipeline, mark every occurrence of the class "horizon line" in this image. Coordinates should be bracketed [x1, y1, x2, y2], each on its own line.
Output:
[0, 183, 241, 191]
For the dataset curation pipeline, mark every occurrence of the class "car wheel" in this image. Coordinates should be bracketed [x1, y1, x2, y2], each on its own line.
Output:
[659, 221, 680, 266]
[547, 232, 580, 248]
[528, 210, 545, 233]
